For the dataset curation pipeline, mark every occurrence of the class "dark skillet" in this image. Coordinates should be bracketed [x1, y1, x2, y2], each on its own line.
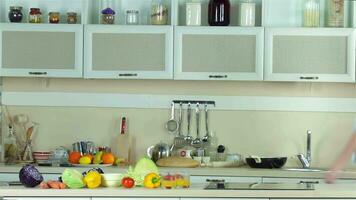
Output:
[245, 157, 287, 169]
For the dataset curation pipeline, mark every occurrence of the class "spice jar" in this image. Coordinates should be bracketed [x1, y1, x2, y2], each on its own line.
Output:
[126, 10, 139, 25]
[208, 0, 230, 26]
[8, 6, 23, 23]
[49, 12, 60, 24]
[239, 0, 255, 27]
[101, 7, 116, 24]
[326, 0, 344, 27]
[186, 1, 202, 26]
[29, 8, 42, 23]
[151, 0, 168, 25]
[67, 12, 77, 24]
[303, 0, 320, 27]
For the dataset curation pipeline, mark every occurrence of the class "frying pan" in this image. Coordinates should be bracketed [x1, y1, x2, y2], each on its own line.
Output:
[245, 156, 287, 169]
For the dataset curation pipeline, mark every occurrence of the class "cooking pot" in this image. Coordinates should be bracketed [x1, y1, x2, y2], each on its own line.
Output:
[245, 156, 287, 169]
[147, 142, 171, 162]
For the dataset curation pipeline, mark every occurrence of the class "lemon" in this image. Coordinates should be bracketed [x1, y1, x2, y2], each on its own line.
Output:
[83, 171, 101, 189]
[79, 156, 92, 165]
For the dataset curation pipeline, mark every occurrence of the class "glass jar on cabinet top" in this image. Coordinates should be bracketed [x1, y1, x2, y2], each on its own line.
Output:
[208, 0, 230, 26]
[8, 6, 23, 23]
[326, 0, 344, 27]
[67, 12, 77, 24]
[151, 0, 168, 25]
[303, 0, 320, 27]
[126, 10, 139, 25]
[29, 8, 42, 23]
[101, 7, 116, 24]
[49, 12, 60, 24]
[239, 0, 255, 26]
[186, 0, 202, 26]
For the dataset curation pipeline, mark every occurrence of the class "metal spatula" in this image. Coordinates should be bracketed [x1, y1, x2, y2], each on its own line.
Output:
[173, 102, 186, 149]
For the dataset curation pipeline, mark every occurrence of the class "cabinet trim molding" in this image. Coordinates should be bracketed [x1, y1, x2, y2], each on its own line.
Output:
[3, 91, 356, 113]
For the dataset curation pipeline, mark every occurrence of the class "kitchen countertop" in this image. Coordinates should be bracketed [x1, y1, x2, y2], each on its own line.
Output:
[1, 163, 356, 179]
[1, 183, 356, 198]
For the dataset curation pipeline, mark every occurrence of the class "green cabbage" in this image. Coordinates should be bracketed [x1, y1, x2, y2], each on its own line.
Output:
[61, 169, 85, 189]
[126, 157, 159, 186]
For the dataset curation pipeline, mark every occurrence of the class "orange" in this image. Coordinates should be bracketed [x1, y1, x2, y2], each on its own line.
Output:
[102, 152, 115, 164]
[68, 151, 81, 164]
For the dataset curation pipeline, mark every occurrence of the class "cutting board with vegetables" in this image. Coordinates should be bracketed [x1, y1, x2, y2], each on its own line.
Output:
[156, 156, 200, 168]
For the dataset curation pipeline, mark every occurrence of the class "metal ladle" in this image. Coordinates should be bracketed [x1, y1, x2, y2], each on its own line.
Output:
[165, 102, 179, 134]
[202, 103, 210, 145]
[184, 103, 193, 143]
[191, 103, 202, 149]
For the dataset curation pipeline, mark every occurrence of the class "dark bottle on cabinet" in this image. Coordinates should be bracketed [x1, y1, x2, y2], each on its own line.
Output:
[208, 0, 230, 26]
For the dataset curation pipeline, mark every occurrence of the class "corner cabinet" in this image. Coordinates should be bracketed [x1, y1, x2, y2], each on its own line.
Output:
[0, 23, 83, 78]
[264, 28, 356, 82]
[174, 27, 264, 81]
[84, 25, 173, 79]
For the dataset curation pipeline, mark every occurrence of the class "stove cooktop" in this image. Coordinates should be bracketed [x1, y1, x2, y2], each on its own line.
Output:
[204, 182, 315, 190]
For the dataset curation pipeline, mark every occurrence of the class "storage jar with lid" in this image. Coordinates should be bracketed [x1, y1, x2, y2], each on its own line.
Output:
[151, 0, 168, 25]
[8, 6, 23, 23]
[208, 0, 230, 26]
[49, 12, 60, 24]
[186, 1, 202, 26]
[126, 10, 139, 25]
[67, 12, 77, 24]
[239, 0, 255, 26]
[29, 8, 42, 23]
[326, 0, 344, 27]
[303, 0, 320, 27]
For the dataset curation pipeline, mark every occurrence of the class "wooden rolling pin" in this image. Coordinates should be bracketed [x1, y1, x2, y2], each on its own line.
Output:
[156, 156, 200, 168]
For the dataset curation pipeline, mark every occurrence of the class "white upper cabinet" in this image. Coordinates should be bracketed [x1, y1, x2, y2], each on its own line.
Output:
[84, 25, 173, 79]
[174, 26, 264, 81]
[264, 28, 356, 82]
[0, 24, 83, 78]
[173, 0, 264, 81]
[263, 0, 356, 82]
[83, 0, 174, 79]
[0, 0, 87, 78]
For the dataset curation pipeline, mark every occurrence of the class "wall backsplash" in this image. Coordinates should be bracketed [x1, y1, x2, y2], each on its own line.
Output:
[2, 78, 356, 169]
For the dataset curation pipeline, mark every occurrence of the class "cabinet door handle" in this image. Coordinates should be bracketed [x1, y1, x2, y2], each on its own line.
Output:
[29, 72, 48, 75]
[209, 75, 228, 79]
[300, 76, 319, 80]
[300, 181, 319, 184]
[119, 73, 138, 77]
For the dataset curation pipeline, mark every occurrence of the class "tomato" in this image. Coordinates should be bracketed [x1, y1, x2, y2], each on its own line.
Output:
[121, 177, 135, 188]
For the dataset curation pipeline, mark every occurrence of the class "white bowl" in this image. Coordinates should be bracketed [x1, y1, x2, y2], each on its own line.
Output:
[101, 173, 123, 187]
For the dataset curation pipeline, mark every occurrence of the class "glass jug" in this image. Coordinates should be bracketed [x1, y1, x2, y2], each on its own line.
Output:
[208, 0, 230, 26]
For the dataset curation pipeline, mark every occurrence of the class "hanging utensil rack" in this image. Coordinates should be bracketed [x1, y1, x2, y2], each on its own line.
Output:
[172, 100, 216, 107]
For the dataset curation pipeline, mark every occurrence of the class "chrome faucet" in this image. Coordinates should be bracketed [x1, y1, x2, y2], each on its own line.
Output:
[297, 130, 312, 168]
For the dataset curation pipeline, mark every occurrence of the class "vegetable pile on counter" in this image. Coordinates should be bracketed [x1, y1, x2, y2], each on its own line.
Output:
[18, 157, 190, 189]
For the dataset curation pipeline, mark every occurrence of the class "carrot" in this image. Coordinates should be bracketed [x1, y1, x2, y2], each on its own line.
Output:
[47, 180, 60, 189]
[39, 181, 49, 189]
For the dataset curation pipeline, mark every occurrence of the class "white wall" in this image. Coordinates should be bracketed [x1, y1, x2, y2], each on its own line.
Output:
[3, 78, 356, 168]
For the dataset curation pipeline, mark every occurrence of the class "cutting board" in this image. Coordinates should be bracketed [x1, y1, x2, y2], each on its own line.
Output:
[156, 156, 200, 168]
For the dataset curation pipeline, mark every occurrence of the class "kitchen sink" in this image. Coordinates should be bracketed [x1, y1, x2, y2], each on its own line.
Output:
[282, 168, 327, 172]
